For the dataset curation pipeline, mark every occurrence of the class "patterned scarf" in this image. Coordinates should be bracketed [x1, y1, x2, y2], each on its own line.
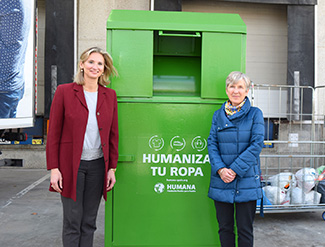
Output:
[225, 98, 246, 116]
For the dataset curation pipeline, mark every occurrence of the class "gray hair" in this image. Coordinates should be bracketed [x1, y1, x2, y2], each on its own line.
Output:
[226, 71, 251, 91]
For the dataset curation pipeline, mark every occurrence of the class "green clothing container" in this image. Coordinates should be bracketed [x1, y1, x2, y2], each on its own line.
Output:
[106, 10, 246, 247]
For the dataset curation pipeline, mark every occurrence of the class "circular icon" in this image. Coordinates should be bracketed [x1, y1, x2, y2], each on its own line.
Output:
[149, 135, 164, 151]
[191, 136, 207, 152]
[170, 136, 186, 151]
[154, 183, 165, 194]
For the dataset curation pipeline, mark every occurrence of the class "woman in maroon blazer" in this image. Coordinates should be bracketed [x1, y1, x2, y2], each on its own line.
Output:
[46, 47, 119, 247]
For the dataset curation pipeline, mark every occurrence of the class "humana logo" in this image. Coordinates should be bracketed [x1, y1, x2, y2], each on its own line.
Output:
[167, 184, 196, 191]
[143, 153, 210, 164]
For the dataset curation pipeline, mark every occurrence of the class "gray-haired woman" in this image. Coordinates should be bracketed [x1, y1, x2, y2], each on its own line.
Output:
[207, 71, 264, 247]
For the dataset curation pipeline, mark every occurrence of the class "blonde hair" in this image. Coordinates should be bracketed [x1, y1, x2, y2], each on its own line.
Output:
[226, 71, 251, 91]
[74, 47, 117, 86]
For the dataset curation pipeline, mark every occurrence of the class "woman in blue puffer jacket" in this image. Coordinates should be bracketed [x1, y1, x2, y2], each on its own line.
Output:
[208, 71, 264, 247]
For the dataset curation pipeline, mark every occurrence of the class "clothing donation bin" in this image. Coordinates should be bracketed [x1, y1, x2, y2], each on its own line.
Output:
[105, 10, 247, 247]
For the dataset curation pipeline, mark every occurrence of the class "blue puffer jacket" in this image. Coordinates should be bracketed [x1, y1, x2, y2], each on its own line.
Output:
[207, 98, 264, 203]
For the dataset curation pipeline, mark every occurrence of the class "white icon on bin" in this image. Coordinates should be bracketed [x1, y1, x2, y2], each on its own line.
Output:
[149, 135, 164, 151]
[154, 183, 165, 194]
[170, 136, 186, 151]
[191, 136, 207, 152]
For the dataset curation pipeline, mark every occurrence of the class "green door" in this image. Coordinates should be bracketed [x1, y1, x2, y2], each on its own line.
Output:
[108, 29, 153, 97]
[201, 32, 246, 99]
[106, 101, 222, 247]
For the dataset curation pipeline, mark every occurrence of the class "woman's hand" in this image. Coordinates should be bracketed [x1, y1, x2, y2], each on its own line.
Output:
[218, 168, 236, 183]
[107, 169, 116, 191]
[50, 168, 63, 193]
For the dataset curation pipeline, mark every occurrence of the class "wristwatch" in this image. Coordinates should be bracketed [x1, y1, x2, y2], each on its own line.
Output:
[109, 168, 117, 172]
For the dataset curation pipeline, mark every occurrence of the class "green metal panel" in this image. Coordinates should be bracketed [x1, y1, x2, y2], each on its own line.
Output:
[105, 102, 222, 247]
[109, 30, 153, 97]
[201, 32, 246, 99]
[107, 10, 246, 34]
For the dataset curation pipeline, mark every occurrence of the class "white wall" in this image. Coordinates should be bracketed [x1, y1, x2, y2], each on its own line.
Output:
[77, 0, 150, 59]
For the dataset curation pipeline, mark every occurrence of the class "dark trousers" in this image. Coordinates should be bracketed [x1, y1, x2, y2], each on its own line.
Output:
[61, 158, 105, 247]
[214, 200, 256, 247]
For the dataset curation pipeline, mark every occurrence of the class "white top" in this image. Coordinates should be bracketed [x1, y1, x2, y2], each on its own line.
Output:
[81, 90, 103, 161]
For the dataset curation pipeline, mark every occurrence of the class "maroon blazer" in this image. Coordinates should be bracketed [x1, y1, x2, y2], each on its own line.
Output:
[46, 83, 119, 201]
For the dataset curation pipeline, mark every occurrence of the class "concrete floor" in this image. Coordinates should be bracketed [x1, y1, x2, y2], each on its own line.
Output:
[0, 167, 324, 247]
[0, 167, 104, 247]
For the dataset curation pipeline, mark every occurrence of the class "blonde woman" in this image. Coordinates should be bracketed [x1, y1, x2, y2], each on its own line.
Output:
[46, 47, 118, 247]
